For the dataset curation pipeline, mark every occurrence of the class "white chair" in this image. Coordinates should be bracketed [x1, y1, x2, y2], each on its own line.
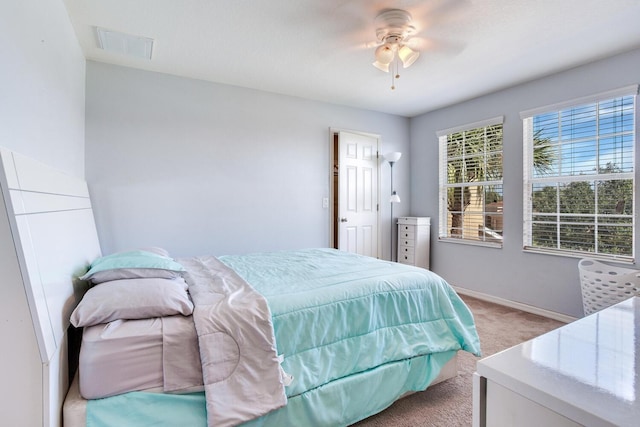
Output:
[578, 258, 640, 316]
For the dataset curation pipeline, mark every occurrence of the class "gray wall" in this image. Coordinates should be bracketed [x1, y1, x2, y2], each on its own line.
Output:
[1, 0, 86, 177]
[85, 62, 410, 258]
[410, 48, 640, 318]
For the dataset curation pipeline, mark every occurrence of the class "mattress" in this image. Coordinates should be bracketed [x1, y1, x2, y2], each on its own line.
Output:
[79, 315, 201, 399]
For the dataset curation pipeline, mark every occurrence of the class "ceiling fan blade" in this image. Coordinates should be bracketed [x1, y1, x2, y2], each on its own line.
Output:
[405, 36, 466, 56]
[406, 0, 470, 26]
[404, 37, 424, 50]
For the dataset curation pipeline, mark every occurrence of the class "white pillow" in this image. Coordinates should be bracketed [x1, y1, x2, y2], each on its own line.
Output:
[70, 277, 193, 327]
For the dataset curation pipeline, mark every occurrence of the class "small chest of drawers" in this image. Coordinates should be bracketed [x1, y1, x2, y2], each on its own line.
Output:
[397, 217, 430, 269]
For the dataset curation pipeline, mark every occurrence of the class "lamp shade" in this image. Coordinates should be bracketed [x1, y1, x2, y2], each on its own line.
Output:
[398, 45, 419, 68]
[372, 60, 390, 72]
[375, 44, 394, 64]
[390, 191, 401, 203]
[372, 45, 394, 73]
[385, 151, 402, 163]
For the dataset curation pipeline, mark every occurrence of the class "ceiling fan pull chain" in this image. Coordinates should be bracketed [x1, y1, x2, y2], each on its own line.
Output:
[391, 61, 395, 90]
[391, 56, 401, 90]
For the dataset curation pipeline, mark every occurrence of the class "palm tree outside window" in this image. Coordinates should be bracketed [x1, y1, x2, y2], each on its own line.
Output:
[521, 87, 636, 261]
[437, 117, 506, 246]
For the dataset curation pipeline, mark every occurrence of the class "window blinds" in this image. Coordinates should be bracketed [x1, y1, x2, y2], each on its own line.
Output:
[522, 86, 637, 260]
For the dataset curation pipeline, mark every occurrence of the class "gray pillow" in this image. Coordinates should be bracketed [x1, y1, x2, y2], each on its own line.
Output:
[70, 277, 193, 327]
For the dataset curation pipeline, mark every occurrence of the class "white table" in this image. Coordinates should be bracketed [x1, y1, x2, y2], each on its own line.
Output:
[473, 297, 640, 427]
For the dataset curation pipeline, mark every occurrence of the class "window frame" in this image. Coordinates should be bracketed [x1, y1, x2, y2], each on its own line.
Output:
[520, 85, 638, 262]
[437, 116, 505, 248]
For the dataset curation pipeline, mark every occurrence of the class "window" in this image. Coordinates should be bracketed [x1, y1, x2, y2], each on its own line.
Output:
[437, 117, 504, 246]
[521, 86, 637, 261]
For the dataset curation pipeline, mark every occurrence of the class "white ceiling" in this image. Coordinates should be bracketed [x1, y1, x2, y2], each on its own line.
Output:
[63, 0, 640, 117]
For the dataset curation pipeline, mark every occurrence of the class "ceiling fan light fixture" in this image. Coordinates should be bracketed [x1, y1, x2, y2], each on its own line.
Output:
[398, 45, 419, 68]
[372, 61, 390, 72]
[371, 9, 421, 88]
[374, 45, 394, 64]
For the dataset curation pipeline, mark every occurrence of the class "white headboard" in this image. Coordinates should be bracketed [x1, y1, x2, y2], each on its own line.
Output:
[0, 148, 101, 426]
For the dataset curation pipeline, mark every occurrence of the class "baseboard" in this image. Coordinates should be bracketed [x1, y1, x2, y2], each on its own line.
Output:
[453, 286, 577, 324]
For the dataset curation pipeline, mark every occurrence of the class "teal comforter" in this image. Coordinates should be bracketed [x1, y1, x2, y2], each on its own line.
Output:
[218, 248, 481, 399]
[87, 248, 481, 427]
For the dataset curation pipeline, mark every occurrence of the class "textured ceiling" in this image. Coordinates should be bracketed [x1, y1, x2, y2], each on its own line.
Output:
[63, 0, 640, 117]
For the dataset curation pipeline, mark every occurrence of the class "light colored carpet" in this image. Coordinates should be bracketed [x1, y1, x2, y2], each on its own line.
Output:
[353, 295, 565, 427]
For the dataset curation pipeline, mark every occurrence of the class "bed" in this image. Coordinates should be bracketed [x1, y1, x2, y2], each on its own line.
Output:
[63, 247, 481, 427]
[0, 147, 480, 427]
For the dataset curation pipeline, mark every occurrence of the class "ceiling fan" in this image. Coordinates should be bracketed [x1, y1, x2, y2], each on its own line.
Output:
[371, 8, 422, 90]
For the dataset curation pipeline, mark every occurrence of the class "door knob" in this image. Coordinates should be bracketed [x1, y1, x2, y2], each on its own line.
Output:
[340, 218, 348, 222]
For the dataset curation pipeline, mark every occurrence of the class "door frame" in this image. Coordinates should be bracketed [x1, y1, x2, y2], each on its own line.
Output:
[328, 127, 382, 258]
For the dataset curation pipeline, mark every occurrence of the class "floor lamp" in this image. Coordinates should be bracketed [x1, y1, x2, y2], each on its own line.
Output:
[386, 152, 401, 261]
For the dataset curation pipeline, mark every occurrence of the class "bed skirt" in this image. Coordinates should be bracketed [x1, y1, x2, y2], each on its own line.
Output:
[63, 352, 459, 427]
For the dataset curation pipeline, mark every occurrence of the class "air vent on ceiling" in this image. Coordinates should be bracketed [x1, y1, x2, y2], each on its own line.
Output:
[96, 27, 154, 60]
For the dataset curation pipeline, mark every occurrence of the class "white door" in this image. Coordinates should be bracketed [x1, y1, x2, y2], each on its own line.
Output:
[337, 131, 379, 257]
